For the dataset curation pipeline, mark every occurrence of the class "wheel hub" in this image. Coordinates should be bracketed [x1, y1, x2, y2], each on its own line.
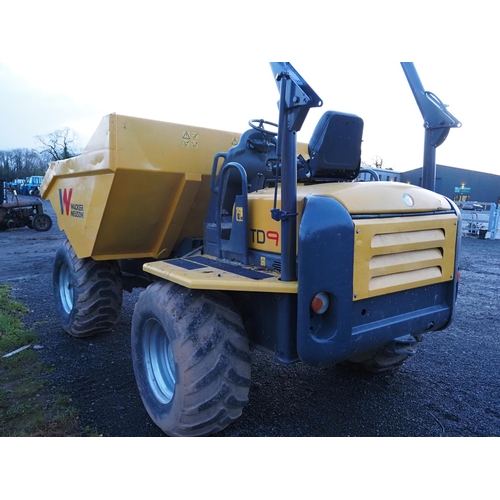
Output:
[58, 262, 74, 314]
[143, 319, 176, 405]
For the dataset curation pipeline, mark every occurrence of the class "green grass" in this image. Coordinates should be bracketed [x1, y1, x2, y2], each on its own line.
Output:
[0, 286, 36, 351]
[0, 284, 89, 436]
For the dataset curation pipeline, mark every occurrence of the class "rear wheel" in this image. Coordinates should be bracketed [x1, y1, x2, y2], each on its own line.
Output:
[131, 281, 251, 437]
[32, 213, 52, 231]
[53, 240, 123, 337]
[343, 335, 420, 373]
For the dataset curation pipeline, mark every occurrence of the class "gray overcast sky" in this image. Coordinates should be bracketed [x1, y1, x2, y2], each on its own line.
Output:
[1, 1, 498, 175]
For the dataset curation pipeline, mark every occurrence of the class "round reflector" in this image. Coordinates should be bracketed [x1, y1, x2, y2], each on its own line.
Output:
[311, 292, 329, 314]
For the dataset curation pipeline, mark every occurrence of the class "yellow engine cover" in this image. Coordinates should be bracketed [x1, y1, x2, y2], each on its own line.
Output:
[352, 213, 458, 300]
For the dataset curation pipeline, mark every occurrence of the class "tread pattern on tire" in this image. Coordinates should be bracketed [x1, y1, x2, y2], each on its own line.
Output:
[343, 345, 410, 373]
[132, 281, 252, 437]
[56, 240, 123, 337]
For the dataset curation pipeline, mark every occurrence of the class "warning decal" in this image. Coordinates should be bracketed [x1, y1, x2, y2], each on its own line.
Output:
[182, 131, 199, 149]
[236, 207, 243, 221]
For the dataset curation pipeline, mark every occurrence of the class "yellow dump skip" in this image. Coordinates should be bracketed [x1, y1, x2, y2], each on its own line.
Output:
[41, 114, 240, 260]
[144, 255, 297, 293]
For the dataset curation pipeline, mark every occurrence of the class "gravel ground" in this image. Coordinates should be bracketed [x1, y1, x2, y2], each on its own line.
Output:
[1, 198, 500, 437]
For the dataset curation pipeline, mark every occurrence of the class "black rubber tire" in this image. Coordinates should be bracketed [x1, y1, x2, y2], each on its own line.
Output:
[343, 345, 413, 373]
[53, 240, 123, 337]
[131, 281, 252, 437]
[32, 213, 52, 232]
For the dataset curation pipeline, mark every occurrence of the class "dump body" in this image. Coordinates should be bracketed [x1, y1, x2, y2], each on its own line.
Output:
[41, 113, 241, 260]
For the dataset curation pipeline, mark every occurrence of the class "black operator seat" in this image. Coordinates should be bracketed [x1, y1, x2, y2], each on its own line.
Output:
[305, 110, 364, 182]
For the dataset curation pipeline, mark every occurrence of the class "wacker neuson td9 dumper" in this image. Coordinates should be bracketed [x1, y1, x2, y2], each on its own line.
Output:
[41, 62, 461, 436]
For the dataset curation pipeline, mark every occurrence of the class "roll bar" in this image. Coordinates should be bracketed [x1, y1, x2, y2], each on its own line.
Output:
[401, 63, 461, 192]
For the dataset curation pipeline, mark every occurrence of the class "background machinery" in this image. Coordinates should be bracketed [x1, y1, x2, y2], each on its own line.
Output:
[1, 179, 52, 231]
[41, 62, 461, 436]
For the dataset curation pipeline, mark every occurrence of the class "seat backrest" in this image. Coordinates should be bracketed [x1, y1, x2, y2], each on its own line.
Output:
[308, 111, 364, 181]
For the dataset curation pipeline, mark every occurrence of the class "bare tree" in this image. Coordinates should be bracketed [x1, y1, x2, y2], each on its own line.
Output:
[36, 127, 81, 162]
[368, 155, 394, 170]
[0, 149, 47, 181]
[372, 155, 383, 169]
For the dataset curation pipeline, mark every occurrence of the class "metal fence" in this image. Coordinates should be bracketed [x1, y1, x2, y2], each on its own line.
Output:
[461, 204, 500, 240]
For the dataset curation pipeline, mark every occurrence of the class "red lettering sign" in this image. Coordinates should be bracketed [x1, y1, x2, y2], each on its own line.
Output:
[59, 188, 73, 215]
[249, 229, 280, 247]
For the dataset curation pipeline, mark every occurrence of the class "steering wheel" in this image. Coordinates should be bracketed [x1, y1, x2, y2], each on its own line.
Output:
[248, 119, 278, 138]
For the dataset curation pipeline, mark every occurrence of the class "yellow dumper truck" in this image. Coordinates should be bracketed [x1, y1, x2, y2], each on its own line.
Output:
[41, 62, 461, 436]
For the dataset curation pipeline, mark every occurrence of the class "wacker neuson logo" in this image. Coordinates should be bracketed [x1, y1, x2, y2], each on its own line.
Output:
[58, 188, 85, 218]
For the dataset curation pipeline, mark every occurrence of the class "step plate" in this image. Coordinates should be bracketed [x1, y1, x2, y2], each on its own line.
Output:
[143, 255, 297, 293]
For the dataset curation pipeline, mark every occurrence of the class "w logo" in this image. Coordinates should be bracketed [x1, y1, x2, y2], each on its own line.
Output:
[58, 188, 73, 215]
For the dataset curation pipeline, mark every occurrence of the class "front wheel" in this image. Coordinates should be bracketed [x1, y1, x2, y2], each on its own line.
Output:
[131, 281, 252, 437]
[53, 240, 123, 337]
